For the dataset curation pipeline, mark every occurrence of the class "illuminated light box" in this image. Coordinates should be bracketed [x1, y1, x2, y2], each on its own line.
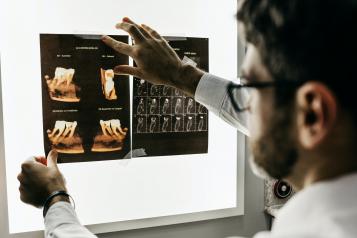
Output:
[0, 0, 244, 237]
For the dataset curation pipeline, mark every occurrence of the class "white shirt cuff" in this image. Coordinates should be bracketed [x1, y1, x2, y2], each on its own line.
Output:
[194, 73, 231, 116]
[194, 73, 249, 136]
[45, 201, 80, 232]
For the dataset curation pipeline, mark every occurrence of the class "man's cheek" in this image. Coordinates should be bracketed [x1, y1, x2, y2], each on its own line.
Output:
[247, 102, 264, 140]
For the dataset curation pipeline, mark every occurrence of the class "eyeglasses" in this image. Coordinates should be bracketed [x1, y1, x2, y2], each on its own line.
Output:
[227, 77, 304, 113]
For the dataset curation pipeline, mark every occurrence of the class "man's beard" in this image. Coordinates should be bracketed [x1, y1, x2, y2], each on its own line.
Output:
[249, 104, 298, 180]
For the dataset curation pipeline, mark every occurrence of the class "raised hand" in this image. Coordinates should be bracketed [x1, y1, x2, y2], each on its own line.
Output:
[102, 17, 204, 97]
[17, 150, 68, 208]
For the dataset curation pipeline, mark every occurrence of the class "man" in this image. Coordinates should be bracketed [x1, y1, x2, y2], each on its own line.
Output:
[18, 0, 357, 237]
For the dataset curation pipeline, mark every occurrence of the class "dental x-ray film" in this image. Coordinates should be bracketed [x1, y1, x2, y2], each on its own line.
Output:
[40, 34, 208, 162]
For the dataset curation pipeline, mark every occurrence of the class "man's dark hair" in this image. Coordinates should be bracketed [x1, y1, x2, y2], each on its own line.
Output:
[237, 0, 357, 119]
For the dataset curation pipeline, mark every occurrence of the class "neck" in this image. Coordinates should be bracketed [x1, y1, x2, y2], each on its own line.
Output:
[287, 153, 357, 191]
[302, 159, 357, 188]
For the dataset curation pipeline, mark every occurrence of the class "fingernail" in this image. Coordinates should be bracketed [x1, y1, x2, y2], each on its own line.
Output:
[115, 23, 122, 29]
[123, 17, 130, 22]
[36, 156, 47, 165]
[49, 149, 58, 158]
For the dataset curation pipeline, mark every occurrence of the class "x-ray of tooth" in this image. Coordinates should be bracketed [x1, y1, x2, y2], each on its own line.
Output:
[48, 121, 77, 144]
[99, 119, 127, 139]
[137, 98, 145, 114]
[149, 117, 157, 133]
[100, 68, 117, 100]
[175, 98, 183, 114]
[162, 116, 170, 132]
[47, 120, 84, 154]
[137, 117, 145, 133]
[186, 116, 193, 131]
[174, 116, 182, 132]
[162, 85, 171, 96]
[45, 67, 81, 102]
[92, 119, 128, 152]
[150, 85, 160, 95]
[186, 98, 194, 114]
[137, 79, 146, 96]
[174, 88, 182, 96]
[198, 116, 205, 131]
[198, 104, 207, 113]
[149, 98, 158, 114]
[162, 98, 170, 114]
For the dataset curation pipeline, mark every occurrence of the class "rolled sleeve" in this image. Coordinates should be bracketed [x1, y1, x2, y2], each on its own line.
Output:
[194, 73, 231, 116]
[45, 202, 96, 238]
[194, 73, 249, 136]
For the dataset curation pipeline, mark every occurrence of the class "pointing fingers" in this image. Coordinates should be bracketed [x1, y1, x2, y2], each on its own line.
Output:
[102, 35, 134, 57]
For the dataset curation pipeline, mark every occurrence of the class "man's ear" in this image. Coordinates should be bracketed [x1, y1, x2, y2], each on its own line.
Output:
[296, 82, 337, 149]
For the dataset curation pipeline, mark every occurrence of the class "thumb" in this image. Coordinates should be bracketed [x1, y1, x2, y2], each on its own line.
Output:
[47, 150, 58, 169]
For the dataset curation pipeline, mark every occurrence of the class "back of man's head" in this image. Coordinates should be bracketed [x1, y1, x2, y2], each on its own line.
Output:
[238, 0, 357, 121]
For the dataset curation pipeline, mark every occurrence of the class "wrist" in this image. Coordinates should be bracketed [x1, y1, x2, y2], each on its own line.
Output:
[48, 194, 70, 208]
[43, 190, 73, 217]
[176, 64, 205, 97]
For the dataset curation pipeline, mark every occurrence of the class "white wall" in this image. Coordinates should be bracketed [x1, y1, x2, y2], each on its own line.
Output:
[98, 149, 267, 238]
